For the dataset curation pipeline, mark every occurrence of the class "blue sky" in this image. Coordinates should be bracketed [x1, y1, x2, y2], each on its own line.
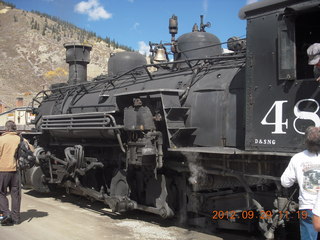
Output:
[7, 0, 259, 54]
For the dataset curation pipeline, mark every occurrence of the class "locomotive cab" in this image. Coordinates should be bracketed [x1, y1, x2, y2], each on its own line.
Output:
[292, 7, 320, 80]
[240, 0, 320, 81]
[240, 0, 320, 152]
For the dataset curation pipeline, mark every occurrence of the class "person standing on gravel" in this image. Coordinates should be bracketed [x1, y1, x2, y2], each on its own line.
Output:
[0, 120, 23, 226]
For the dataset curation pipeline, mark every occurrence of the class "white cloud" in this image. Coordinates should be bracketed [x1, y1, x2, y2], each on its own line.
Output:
[131, 22, 140, 30]
[74, 0, 112, 21]
[138, 41, 150, 56]
[246, 0, 258, 4]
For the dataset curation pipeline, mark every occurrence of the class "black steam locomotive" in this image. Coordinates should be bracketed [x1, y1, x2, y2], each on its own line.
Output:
[23, 0, 320, 238]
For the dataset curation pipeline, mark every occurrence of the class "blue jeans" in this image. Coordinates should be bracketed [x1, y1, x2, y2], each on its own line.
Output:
[300, 209, 318, 240]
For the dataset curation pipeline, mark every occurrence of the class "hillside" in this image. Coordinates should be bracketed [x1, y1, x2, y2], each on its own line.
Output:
[0, 2, 129, 109]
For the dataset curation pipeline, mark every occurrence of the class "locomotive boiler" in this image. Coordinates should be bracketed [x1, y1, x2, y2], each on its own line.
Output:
[23, 0, 320, 238]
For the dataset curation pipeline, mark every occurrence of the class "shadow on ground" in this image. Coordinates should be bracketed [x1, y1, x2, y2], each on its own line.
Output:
[24, 189, 298, 240]
[20, 209, 48, 223]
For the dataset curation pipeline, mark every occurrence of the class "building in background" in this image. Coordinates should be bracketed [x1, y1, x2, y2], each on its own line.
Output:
[0, 98, 35, 131]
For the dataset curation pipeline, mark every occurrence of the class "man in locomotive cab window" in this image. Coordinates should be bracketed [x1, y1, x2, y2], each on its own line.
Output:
[307, 43, 320, 81]
[0, 120, 25, 226]
[281, 126, 320, 240]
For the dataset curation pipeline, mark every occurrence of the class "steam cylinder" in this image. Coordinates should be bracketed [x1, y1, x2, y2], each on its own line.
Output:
[64, 43, 92, 85]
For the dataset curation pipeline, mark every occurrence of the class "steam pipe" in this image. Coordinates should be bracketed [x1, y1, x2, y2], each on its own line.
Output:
[75, 162, 104, 176]
[107, 114, 126, 153]
[47, 153, 68, 166]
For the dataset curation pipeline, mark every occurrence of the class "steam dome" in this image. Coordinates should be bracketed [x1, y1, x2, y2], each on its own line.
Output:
[176, 31, 222, 60]
[108, 52, 147, 76]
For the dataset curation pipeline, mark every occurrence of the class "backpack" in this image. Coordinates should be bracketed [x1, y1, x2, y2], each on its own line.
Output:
[15, 136, 36, 170]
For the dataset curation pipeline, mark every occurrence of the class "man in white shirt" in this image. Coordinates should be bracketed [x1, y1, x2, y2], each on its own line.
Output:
[281, 126, 320, 240]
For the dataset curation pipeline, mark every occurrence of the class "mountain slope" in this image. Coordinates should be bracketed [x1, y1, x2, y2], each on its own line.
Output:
[0, 3, 123, 108]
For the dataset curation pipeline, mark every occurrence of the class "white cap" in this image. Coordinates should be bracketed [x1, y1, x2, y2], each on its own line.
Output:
[307, 43, 320, 65]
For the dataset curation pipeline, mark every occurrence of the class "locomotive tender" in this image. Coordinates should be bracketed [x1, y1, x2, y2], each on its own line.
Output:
[24, 0, 320, 238]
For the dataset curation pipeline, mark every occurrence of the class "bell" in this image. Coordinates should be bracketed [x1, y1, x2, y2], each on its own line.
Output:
[154, 48, 167, 62]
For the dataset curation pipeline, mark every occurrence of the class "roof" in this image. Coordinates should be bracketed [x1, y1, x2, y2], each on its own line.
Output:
[0, 106, 32, 116]
[238, 0, 318, 19]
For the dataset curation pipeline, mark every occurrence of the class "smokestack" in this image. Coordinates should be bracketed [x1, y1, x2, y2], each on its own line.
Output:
[64, 43, 92, 85]
[16, 97, 23, 107]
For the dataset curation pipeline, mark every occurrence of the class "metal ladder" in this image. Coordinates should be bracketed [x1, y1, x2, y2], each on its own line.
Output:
[160, 91, 196, 148]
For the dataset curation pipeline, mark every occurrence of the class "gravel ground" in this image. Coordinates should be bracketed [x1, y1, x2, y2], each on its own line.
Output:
[0, 189, 229, 240]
